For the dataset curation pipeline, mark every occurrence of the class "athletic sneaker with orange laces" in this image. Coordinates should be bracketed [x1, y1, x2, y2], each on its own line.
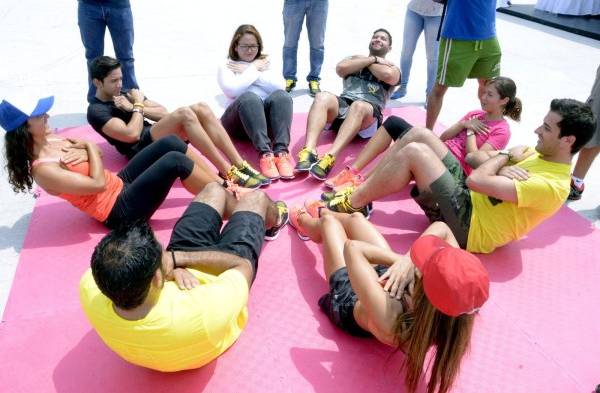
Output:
[289, 206, 310, 241]
[324, 166, 364, 189]
[274, 152, 295, 179]
[259, 153, 280, 180]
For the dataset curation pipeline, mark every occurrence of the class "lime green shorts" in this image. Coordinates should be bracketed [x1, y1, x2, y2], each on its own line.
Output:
[437, 37, 501, 87]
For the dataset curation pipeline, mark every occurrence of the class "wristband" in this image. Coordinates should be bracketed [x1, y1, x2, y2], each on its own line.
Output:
[466, 130, 475, 137]
[132, 108, 143, 115]
[133, 102, 144, 109]
[170, 250, 177, 268]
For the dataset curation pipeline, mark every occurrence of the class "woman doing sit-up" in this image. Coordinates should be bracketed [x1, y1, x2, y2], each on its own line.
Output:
[288, 207, 489, 393]
[2, 96, 219, 228]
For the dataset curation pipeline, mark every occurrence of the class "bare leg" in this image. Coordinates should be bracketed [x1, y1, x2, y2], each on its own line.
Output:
[185, 148, 221, 182]
[150, 107, 232, 174]
[190, 102, 246, 166]
[425, 83, 448, 129]
[352, 125, 393, 173]
[304, 92, 339, 150]
[326, 101, 374, 157]
[363, 126, 450, 180]
[350, 142, 448, 208]
[572, 146, 600, 179]
[181, 166, 221, 196]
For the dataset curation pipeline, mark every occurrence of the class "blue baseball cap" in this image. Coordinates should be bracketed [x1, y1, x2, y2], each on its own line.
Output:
[0, 96, 54, 132]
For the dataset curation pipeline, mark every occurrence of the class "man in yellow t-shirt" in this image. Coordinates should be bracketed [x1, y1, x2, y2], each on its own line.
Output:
[326, 98, 595, 253]
[80, 183, 288, 372]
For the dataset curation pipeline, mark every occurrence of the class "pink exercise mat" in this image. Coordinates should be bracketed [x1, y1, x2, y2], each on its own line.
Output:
[0, 106, 598, 393]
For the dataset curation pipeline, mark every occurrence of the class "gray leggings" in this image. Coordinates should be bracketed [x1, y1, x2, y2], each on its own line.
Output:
[220, 90, 292, 155]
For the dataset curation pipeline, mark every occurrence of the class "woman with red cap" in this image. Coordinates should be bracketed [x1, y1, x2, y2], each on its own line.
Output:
[1, 96, 223, 228]
[289, 208, 489, 393]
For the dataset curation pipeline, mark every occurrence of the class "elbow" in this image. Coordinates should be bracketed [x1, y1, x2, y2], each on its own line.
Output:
[465, 152, 476, 167]
[465, 175, 480, 192]
[335, 65, 347, 78]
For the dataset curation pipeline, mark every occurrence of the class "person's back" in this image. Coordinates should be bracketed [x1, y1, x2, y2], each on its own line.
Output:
[80, 267, 249, 372]
[443, 0, 497, 40]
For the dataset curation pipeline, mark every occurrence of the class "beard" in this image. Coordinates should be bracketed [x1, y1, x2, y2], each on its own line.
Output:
[368, 44, 388, 57]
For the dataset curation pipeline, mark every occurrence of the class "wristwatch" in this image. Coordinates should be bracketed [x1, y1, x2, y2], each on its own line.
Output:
[498, 150, 512, 160]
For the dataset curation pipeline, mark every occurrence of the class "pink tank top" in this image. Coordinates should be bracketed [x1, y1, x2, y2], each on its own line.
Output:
[32, 158, 124, 222]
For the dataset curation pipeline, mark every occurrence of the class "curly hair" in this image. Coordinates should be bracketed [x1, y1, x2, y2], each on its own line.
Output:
[4, 123, 35, 193]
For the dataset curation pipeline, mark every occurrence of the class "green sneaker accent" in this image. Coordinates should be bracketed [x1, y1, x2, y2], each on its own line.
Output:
[295, 147, 318, 172]
[227, 166, 261, 189]
[238, 161, 270, 186]
[308, 80, 321, 97]
[310, 153, 335, 181]
[326, 187, 371, 218]
[285, 79, 296, 93]
[265, 201, 289, 240]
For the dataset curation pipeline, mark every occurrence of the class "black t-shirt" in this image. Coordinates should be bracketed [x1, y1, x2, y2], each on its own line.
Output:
[87, 94, 153, 158]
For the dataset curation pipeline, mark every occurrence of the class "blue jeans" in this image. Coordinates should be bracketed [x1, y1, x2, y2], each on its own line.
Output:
[282, 0, 328, 82]
[399, 9, 441, 97]
[78, 0, 139, 101]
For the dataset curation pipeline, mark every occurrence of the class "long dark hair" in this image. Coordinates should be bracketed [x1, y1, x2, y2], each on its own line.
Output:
[4, 123, 35, 193]
[394, 280, 475, 393]
[487, 76, 522, 122]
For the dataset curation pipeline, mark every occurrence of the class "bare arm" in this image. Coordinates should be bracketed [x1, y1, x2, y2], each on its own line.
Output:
[367, 58, 400, 86]
[141, 98, 168, 121]
[466, 146, 534, 203]
[439, 120, 466, 141]
[164, 249, 254, 288]
[33, 141, 106, 195]
[336, 55, 374, 78]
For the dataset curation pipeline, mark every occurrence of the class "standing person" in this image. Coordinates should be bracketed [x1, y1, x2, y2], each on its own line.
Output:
[569, 65, 600, 200]
[218, 24, 295, 182]
[295, 29, 400, 181]
[282, 0, 329, 96]
[87, 56, 269, 189]
[78, 0, 138, 102]
[390, 0, 443, 101]
[426, 0, 501, 130]
[287, 208, 489, 393]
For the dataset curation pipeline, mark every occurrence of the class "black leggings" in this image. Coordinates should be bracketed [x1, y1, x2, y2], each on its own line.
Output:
[104, 135, 195, 228]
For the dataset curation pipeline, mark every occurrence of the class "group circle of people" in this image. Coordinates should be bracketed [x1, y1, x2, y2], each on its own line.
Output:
[1, 1, 598, 392]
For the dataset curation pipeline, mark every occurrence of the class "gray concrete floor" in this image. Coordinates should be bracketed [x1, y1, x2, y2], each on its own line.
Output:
[1, 0, 599, 317]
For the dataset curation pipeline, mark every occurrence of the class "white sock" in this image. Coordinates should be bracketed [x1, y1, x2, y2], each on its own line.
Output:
[571, 175, 585, 188]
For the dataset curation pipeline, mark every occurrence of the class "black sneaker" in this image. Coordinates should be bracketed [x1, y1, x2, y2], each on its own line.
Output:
[295, 147, 318, 172]
[568, 179, 584, 201]
[264, 201, 289, 240]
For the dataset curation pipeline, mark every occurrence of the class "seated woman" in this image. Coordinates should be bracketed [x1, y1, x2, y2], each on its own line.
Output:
[325, 76, 521, 189]
[288, 207, 489, 393]
[2, 96, 224, 228]
[218, 24, 295, 181]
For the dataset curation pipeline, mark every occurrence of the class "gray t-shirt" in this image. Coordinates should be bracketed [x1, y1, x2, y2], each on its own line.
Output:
[340, 66, 395, 114]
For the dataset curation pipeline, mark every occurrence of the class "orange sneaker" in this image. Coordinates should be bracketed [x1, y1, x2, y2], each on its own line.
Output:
[303, 199, 325, 218]
[324, 166, 364, 189]
[259, 153, 280, 180]
[289, 206, 310, 241]
[274, 152, 295, 180]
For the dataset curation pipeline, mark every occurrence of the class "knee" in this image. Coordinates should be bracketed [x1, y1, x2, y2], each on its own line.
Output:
[158, 135, 187, 152]
[348, 212, 366, 222]
[238, 91, 262, 105]
[190, 102, 214, 120]
[270, 89, 293, 105]
[348, 101, 372, 117]
[199, 181, 228, 198]
[241, 189, 269, 206]
[173, 106, 198, 124]
[319, 213, 337, 227]
[313, 91, 335, 107]
[430, 84, 447, 98]
[406, 127, 433, 141]
[401, 142, 430, 161]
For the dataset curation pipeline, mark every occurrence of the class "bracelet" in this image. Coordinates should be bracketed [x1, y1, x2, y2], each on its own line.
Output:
[498, 150, 512, 161]
[170, 250, 177, 268]
[132, 108, 143, 115]
[466, 130, 475, 137]
[133, 102, 144, 109]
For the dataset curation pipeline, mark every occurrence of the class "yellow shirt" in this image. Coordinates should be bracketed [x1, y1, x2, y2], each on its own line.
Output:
[79, 268, 249, 372]
[467, 153, 570, 254]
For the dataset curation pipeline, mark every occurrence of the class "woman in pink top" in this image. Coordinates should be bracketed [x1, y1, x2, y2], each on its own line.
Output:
[325, 76, 522, 189]
[2, 96, 217, 228]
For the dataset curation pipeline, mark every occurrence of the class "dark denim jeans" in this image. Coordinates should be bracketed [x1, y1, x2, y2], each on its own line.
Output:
[78, 0, 139, 101]
[282, 0, 328, 82]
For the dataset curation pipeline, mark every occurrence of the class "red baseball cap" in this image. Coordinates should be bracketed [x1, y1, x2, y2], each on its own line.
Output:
[410, 235, 489, 317]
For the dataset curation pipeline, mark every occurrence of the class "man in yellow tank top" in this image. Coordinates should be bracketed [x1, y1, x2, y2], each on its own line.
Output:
[80, 183, 288, 371]
[326, 98, 595, 253]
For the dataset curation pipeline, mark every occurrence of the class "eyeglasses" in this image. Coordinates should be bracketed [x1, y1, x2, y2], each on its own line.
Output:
[238, 44, 259, 51]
